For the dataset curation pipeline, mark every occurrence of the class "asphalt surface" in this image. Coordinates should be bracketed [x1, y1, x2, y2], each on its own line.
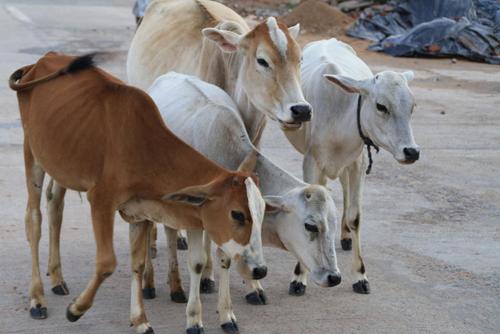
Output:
[0, 1, 499, 333]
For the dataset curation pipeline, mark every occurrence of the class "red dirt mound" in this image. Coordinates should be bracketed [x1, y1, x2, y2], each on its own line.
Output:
[280, 0, 353, 36]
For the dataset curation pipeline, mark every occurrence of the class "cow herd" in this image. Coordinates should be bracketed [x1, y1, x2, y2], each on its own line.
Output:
[8, 0, 419, 333]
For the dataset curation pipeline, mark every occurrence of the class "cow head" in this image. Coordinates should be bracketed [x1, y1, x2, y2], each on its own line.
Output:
[264, 185, 341, 287]
[325, 71, 420, 164]
[202, 17, 312, 130]
[163, 153, 267, 281]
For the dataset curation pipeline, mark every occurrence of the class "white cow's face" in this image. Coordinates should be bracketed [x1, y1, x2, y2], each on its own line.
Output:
[202, 18, 312, 130]
[265, 185, 341, 287]
[325, 71, 420, 164]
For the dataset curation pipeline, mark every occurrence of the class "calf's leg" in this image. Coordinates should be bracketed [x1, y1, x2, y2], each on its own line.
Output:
[23, 143, 47, 319]
[66, 193, 117, 321]
[200, 232, 215, 293]
[164, 225, 187, 302]
[216, 249, 238, 334]
[142, 221, 156, 299]
[245, 279, 267, 305]
[185, 230, 206, 334]
[46, 179, 69, 295]
[129, 221, 154, 334]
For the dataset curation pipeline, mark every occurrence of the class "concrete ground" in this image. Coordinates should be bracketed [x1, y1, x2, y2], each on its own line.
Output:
[0, 1, 498, 333]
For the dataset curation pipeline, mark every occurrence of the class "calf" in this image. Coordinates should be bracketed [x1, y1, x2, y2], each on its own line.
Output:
[9, 52, 266, 334]
[147, 72, 341, 323]
[284, 38, 419, 294]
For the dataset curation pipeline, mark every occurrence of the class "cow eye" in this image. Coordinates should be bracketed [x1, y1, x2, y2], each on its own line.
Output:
[231, 210, 245, 224]
[257, 58, 269, 68]
[304, 223, 319, 233]
[376, 103, 388, 113]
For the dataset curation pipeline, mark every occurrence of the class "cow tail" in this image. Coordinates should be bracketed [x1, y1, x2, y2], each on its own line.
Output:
[8, 53, 95, 91]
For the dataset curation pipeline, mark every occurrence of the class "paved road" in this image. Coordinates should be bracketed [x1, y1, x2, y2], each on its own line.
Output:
[0, 1, 498, 333]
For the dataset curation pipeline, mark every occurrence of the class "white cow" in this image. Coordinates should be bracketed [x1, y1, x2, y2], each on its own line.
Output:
[127, 0, 313, 291]
[284, 38, 420, 295]
[146, 72, 341, 331]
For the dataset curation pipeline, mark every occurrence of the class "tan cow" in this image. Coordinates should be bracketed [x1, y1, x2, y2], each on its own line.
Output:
[9, 52, 267, 334]
[127, 0, 311, 140]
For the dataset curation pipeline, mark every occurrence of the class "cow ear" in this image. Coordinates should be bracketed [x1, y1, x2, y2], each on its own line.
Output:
[402, 70, 414, 82]
[264, 196, 291, 213]
[162, 183, 215, 206]
[238, 150, 258, 173]
[202, 28, 242, 53]
[323, 74, 370, 94]
[288, 23, 300, 39]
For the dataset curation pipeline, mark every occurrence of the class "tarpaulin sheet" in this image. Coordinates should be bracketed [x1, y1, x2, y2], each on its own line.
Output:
[347, 0, 500, 64]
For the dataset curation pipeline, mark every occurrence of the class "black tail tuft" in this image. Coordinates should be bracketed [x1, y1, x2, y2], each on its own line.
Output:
[65, 54, 95, 74]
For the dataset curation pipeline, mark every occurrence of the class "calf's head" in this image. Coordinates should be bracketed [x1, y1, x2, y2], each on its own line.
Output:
[265, 185, 341, 287]
[164, 155, 267, 280]
[325, 71, 420, 164]
[202, 17, 312, 130]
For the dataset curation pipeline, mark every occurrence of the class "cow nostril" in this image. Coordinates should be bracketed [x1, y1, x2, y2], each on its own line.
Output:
[290, 105, 312, 122]
[252, 266, 268, 280]
[403, 147, 420, 161]
[327, 274, 342, 287]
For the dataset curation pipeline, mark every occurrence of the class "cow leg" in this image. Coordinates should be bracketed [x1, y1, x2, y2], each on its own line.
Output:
[46, 179, 69, 296]
[339, 171, 352, 251]
[150, 223, 157, 259]
[216, 249, 238, 334]
[177, 230, 188, 250]
[244, 279, 267, 305]
[23, 143, 47, 319]
[164, 226, 187, 303]
[129, 221, 154, 334]
[200, 232, 215, 294]
[289, 262, 308, 296]
[142, 222, 156, 300]
[66, 195, 117, 321]
[287, 152, 327, 296]
[346, 155, 370, 294]
[186, 230, 206, 333]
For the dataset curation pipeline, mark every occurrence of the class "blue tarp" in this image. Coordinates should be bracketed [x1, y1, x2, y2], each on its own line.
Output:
[347, 0, 500, 64]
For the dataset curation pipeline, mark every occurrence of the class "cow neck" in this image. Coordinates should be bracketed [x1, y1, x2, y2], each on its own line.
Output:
[223, 51, 267, 146]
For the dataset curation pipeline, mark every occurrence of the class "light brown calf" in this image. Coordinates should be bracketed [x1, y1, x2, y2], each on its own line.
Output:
[9, 52, 266, 334]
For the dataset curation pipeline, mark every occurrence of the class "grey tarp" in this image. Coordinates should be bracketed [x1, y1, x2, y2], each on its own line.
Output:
[347, 0, 500, 64]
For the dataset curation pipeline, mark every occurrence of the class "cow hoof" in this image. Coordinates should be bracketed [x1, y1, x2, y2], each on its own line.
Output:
[341, 238, 352, 251]
[150, 246, 157, 259]
[200, 278, 215, 294]
[30, 304, 48, 319]
[245, 289, 267, 305]
[289, 281, 306, 296]
[142, 287, 156, 300]
[66, 304, 83, 322]
[352, 280, 370, 294]
[177, 237, 188, 250]
[51, 282, 70, 296]
[186, 325, 205, 334]
[221, 319, 239, 334]
[170, 290, 187, 303]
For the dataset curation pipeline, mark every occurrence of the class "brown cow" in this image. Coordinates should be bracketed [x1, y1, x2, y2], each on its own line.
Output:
[9, 52, 267, 334]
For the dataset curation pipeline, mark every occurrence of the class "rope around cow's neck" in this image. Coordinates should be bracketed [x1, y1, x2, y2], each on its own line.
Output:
[357, 95, 379, 175]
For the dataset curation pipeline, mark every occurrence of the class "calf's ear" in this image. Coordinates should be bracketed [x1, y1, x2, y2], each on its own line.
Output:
[238, 150, 258, 173]
[202, 28, 242, 53]
[323, 74, 370, 94]
[288, 23, 300, 39]
[264, 196, 291, 214]
[162, 183, 215, 206]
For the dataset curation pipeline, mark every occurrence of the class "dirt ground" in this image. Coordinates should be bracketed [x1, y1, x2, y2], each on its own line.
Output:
[0, 1, 499, 333]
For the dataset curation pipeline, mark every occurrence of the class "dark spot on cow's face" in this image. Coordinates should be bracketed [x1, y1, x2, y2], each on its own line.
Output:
[294, 262, 302, 276]
[194, 263, 203, 274]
